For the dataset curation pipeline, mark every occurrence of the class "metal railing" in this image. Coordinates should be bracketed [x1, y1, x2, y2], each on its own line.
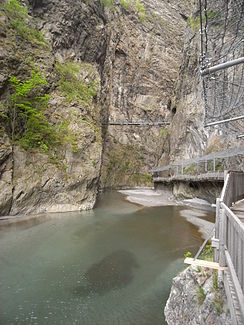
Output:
[215, 171, 244, 324]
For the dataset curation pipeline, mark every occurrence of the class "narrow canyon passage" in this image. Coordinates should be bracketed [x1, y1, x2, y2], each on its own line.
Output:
[0, 192, 214, 325]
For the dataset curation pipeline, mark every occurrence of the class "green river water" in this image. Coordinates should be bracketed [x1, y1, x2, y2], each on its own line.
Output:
[0, 191, 213, 325]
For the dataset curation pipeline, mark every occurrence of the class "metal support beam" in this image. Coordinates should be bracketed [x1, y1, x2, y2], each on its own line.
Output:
[237, 134, 244, 139]
[205, 115, 244, 127]
[201, 57, 244, 76]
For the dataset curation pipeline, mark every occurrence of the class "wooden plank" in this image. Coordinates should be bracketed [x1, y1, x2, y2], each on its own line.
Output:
[223, 204, 244, 241]
[184, 257, 225, 270]
[221, 172, 230, 202]
[225, 250, 244, 322]
[237, 236, 242, 289]
[224, 270, 238, 325]
[219, 208, 227, 267]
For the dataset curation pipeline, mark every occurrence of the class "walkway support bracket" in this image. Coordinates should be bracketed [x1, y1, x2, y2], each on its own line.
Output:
[201, 57, 244, 76]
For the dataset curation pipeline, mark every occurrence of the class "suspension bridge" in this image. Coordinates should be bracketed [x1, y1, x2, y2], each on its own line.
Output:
[102, 121, 169, 126]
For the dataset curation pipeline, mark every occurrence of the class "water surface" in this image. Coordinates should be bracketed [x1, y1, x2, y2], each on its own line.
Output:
[0, 192, 211, 324]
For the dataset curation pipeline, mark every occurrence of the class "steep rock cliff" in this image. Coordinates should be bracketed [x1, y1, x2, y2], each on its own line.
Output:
[0, 0, 103, 215]
[100, 0, 194, 188]
[0, 0, 197, 214]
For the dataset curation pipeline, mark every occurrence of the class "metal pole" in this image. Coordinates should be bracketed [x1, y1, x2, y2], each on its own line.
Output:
[205, 115, 244, 127]
[201, 57, 244, 76]
[237, 134, 244, 139]
[213, 158, 216, 172]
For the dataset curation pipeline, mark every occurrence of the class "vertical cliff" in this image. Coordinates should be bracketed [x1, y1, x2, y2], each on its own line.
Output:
[0, 0, 104, 214]
[100, 0, 194, 188]
[0, 0, 197, 214]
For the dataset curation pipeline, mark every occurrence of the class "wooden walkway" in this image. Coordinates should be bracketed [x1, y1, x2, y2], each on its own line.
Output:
[153, 172, 224, 183]
[232, 199, 244, 225]
[213, 171, 244, 324]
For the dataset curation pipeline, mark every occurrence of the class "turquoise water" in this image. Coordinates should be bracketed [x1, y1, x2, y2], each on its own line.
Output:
[0, 192, 208, 324]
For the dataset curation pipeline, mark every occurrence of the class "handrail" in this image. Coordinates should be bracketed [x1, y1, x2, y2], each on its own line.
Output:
[215, 171, 244, 324]
[221, 171, 244, 207]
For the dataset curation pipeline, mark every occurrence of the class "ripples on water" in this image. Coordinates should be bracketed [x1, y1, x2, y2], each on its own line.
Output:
[0, 192, 214, 324]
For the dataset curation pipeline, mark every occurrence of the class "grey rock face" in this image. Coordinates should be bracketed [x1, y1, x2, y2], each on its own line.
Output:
[0, 0, 197, 214]
[99, 0, 194, 187]
[165, 266, 232, 325]
[0, 0, 103, 215]
[0, 134, 13, 215]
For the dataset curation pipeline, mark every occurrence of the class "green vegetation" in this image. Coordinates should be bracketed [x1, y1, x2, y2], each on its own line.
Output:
[80, 119, 102, 143]
[184, 251, 192, 259]
[100, 0, 113, 7]
[106, 144, 152, 186]
[212, 270, 218, 290]
[8, 71, 53, 151]
[183, 163, 197, 175]
[135, 0, 146, 21]
[56, 62, 97, 107]
[119, 0, 129, 10]
[208, 159, 224, 172]
[212, 270, 223, 315]
[188, 10, 218, 32]
[199, 241, 213, 261]
[2, 71, 78, 157]
[197, 285, 206, 305]
[160, 127, 168, 138]
[187, 15, 200, 31]
[100, 0, 146, 22]
[1, 0, 46, 45]
[132, 172, 152, 185]
[196, 266, 202, 273]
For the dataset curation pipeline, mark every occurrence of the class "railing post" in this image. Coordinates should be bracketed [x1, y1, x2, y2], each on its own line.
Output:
[219, 205, 227, 267]
[205, 160, 208, 173]
[181, 161, 184, 175]
[197, 162, 199, 174]
[213, 158, 216, 172]
[224, 170, 228, 182]
[213, 198, 221, 262]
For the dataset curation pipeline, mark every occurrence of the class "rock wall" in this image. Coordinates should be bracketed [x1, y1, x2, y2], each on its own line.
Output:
[100, 0, 194, 188]
[0, 0, 103, 215]
[165, 266, 232, 325]
[0, 0, 198, 214]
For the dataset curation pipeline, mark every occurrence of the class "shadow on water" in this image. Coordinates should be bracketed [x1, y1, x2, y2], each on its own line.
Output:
[74, 250, 139, 296]
[0, 191, 212, 325]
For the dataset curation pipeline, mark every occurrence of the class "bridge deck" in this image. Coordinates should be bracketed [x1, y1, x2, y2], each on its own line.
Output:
[153, 172, 224, 183]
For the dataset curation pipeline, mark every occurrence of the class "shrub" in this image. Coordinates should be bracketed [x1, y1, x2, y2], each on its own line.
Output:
[200, 241, 213, 261]
[7, 71, 62, 152]
[2, 0, 46, 45]
[135, 0, 146, 21]
[197, 285, 206, 305]
[100, 0, 146, 21]
[184, 251, 192, 258]
[55, 62, 97, 106]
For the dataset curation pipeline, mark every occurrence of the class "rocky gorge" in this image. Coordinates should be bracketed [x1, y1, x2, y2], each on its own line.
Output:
[0, 0, 199, 215]
[1, 0, 243, 324]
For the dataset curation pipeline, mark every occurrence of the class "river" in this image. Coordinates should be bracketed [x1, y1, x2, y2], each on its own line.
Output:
[0, 191, 213, 324]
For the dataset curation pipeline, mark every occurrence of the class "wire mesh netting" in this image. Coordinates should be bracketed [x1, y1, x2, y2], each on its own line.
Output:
[199, 0, 244, 134]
